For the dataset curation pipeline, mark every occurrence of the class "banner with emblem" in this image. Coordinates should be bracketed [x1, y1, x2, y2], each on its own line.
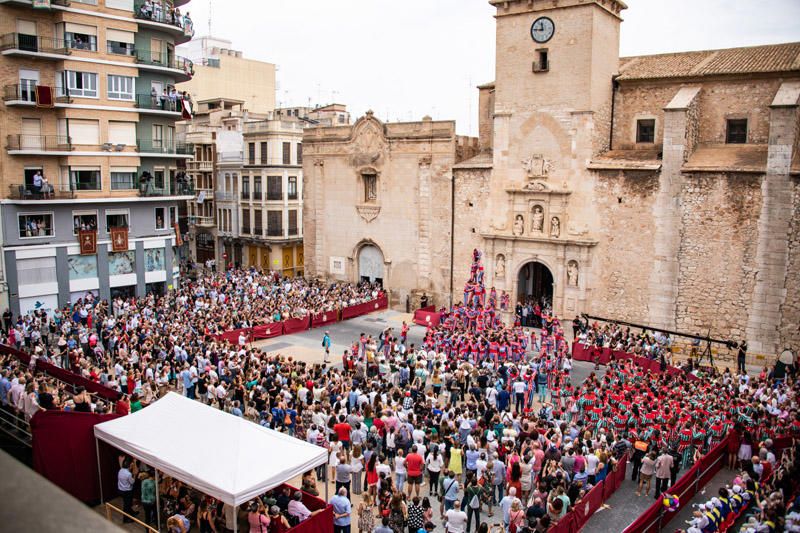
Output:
[78, 230, 97, 255]
[174, 223, 183, 246]
[110, 227, 129, 252]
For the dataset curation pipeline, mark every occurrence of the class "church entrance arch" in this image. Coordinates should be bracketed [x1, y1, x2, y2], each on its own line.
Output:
[358, 245, 384, 286]
[517, 261, 554, 324]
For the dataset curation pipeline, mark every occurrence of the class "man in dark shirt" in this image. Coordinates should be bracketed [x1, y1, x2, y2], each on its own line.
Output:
[526, 497, 546, 525]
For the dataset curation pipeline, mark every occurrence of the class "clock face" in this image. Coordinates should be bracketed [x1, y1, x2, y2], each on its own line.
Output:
[531, 16, 555, 43]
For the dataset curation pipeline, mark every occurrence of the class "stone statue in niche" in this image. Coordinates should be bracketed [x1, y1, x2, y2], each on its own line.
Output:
[550, 216, 560, 238]
[495, 254, 506, 278]
[522, 154, 553, 179]
[512, 214, 525, 236]
[531, 205, 544, 233]
[567, 261, 579, 287]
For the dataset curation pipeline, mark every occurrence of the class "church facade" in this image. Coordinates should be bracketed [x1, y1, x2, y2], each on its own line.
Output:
[303, 0, 800, 359]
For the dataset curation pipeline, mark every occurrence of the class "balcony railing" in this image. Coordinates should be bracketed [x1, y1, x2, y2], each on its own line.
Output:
[253, 226, 263, 236]
[267, 227, 283, 237]
[288, 226, 299, 236]
[3, 84, 70, 104]
[215, 191, 233, 201]
[135, 93, 183, 112]
[134, 2, 195, 37]
[0, 33, 69, 55]
[134, 49, 194, 76]
[188, 160, 213, 171]
[7, 135, 72, 152]
[137, 141, 193, 155]
[7, 183, 75, 200]
[190, 216, 215, 227]
[138, 181, 195, 197]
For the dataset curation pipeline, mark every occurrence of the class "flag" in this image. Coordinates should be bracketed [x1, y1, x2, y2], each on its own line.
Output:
[174, 223, 183, 246]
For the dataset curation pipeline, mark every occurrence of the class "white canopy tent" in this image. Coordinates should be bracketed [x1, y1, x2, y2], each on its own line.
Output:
[94, 393, 328, 530]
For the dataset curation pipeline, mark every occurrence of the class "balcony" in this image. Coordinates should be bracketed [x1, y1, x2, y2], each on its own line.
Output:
[134, 93, 183, 114]
[214, 191, 233, 202]
[134, 1, 195, 44]
[3, 84, 70, 105]
[137, 141, 193, 155]
[7, 135, 72, 153]
[187, 160, 213, 171]
[189, 216, 215, 228]
[138, 180, 195, 198]
[0, 33, 69, 57]
[267, 227, 283, 237]
[134, 49, 194, 80]
[7, 183, 75, 201]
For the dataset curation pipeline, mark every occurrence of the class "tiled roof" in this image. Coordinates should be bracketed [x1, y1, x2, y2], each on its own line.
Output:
[618, 42, 800, 81]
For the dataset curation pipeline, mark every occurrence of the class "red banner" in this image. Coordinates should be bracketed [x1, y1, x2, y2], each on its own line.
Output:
[78, 230, 97, 255]
[252, 323, 283, 340]
[283, 316, 310, 335]
[311, 310, 340, 329]
[110, 226, 129, 252]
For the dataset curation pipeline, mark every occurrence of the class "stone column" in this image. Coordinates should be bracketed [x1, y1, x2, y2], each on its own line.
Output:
[55, 247, 70, 307]
[647, 86, 701, 330]
[745, 82, 800, 356]
[417, 156, 432, 288]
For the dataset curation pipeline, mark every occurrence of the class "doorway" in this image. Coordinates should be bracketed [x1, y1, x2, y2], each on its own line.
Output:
[358, 245, 384, 286]
[517, 261, 554, 324]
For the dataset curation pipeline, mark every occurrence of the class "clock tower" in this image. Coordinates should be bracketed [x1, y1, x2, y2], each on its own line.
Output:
[482, 0, 626, 316]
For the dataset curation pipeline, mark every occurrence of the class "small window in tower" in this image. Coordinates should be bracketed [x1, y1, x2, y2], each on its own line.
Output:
[533, 49, 549, 72]
[726, 119, 747, 144]
[636, 119, 655, 144]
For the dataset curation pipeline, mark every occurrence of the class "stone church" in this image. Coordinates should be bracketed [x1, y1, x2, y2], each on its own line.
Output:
[303, 0, 800, 358]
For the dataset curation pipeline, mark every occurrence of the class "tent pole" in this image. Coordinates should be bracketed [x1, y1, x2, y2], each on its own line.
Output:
[325, 466, 329, 501]
[155, 468, 162, 532]
[233, 505, 238, 533]
[95, 437, 104, 503]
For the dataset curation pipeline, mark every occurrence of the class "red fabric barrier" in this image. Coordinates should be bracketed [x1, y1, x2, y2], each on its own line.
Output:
[283, 317, 311, 335]
[548, 511, 576, 533]
[573, 481, 606, 529]
[413, 306, 442, 327]
[0, 344, 120, 402]
[216, 328, 250, 345]
[311, 311, 340, 329]
[571, 344, 699, 381]
[276, 484, 333, 533]
[341, 297, 388, 320]
[252, 323, 283, 340]
[30, 410, 120, 503]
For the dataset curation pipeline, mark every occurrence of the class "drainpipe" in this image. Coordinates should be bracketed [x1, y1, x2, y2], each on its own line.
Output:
[608, 77, 618, 151]
[449, 171, 455, 309]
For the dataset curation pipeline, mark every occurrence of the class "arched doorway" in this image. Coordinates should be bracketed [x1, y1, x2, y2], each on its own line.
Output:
[517, 261, 554, 324]
[358, 245, 384, 286]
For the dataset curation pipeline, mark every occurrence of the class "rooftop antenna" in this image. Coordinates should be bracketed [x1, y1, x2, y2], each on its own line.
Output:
[207, 0, 212, 36]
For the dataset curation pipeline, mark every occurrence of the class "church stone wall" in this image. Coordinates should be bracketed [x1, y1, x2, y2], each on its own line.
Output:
[780, 179, 800, 351]
[675, 173, 763, 340]
[588, 170, 659, 321]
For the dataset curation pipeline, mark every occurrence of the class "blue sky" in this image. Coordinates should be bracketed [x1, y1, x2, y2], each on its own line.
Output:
[183, 0, 800, 135]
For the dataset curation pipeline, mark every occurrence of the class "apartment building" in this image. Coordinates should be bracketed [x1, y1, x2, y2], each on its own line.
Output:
[236, 116, 304, 276]
[177, 35, 276, 114]
[0, 0, 195, 315]
[180, 102, 307, 275]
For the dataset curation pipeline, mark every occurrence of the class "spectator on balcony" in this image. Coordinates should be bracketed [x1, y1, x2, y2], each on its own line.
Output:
[169, 87, 178, 111]
[41, 173, 52, 199]
[160, 89, 168, 109]
[138, 0, 153, 19]
[31, 170, 43, 196]
[150, 86, 158, 108]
